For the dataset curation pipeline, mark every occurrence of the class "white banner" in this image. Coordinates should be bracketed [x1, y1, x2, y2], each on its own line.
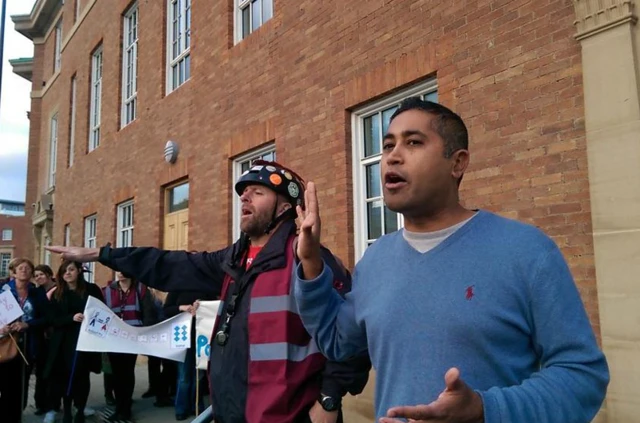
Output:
[0, 289, 24, 328]
[195, 300, 220, 370]
[77, 296, 192, 362]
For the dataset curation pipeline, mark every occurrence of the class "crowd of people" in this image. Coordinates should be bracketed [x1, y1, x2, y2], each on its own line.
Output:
[3, 98, 610, 423]
[0, 259, 208, 423]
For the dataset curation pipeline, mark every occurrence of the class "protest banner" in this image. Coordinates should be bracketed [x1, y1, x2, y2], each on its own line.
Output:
[77, 296, 192, 362]
[194, 300, 220, 370]
[0, 289, 24, 328]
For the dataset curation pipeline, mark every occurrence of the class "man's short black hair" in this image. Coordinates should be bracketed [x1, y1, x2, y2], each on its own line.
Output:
[390, 97, 468, 158]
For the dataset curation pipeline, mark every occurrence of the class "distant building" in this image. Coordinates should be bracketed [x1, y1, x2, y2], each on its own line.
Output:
[0, 199, 26, 216]
[0, 200, 28, 277]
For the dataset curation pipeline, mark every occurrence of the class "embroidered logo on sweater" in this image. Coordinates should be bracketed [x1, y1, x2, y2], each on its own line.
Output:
[465, 285, 475, 300]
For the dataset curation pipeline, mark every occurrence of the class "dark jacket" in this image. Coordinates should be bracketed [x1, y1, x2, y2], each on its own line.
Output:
[0, 280, 50, 361]
[99, 219, 371, 423]
[44, 283, 105, 378]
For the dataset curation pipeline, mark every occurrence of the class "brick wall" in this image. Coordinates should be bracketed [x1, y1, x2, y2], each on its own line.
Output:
[24, 0, 598, 332]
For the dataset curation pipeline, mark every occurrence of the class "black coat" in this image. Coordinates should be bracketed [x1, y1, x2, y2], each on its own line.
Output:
[99, 219, 371, 423]
[44, 283, 105, 378]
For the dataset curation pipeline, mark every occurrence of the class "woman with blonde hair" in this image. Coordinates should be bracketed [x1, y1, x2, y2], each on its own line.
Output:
[0, 258, 50, 423]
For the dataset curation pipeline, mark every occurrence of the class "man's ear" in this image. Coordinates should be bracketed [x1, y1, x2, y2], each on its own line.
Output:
[279, 201, 292, 215]
[451, 149, 470, 181]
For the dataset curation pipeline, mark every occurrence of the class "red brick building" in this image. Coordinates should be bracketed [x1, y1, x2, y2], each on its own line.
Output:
[11, 0, 640, 420]
[0, 200, 28, 278]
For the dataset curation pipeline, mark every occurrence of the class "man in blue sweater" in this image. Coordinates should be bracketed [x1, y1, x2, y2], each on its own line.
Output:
[294, 97, 609, 423]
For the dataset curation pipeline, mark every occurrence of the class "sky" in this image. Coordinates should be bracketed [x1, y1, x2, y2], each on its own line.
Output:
[0, 0, 37, 203]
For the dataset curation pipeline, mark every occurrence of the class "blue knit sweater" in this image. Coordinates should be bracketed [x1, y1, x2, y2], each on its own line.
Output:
[295, 210, 609, 422]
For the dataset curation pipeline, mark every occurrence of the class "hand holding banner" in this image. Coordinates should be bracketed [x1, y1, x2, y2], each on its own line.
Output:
[195, 301, 221, 370]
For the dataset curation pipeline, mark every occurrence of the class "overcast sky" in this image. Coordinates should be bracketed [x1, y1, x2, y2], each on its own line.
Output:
[0, 0, 37, 203]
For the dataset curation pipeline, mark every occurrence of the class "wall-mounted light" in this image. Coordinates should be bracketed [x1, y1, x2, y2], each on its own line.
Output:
[164, 140, 179, 164]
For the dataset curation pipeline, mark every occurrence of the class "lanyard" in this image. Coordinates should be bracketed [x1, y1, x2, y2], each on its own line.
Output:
[214, 254, 254, 347]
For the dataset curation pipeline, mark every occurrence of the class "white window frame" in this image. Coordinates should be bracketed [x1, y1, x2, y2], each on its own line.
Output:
[49, 114, 58, 188]
[166, 0, 191, 93]
[69, 75, 77, 166]
[117, 200, 134, 248]
[89, 46, 103, 152]
[235, 0, 273, 42]
[121, 4, 139, 127]
[351, 80, 438, 261]
[232, 145, 276, 240]
[44, 237, 52, 266]
[0, 253, 11, 277]
[1, 229, 12, 241]
[75, 0, 82, 20]
[64, 224, 71, 246]
[54, 19, 62, 72]
[84, 215, 97, 283]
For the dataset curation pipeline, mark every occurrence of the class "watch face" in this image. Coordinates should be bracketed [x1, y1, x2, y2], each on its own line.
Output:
[321, 397, 339, 411]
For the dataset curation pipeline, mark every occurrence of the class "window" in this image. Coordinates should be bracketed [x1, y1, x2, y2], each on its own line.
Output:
[89, 46, 103, 151]
[49, 115, 58, 188]
[232, 146, 276, 240]
[75, 0, 82, 21]
[168, 182, 189, 213]
[64, 224, 71, 246]
[0, 253, 11, 277]
[122, 4, 139, 126]
[237, 0, 273, 41]
[167, 0, 191, 92]
[44, 237, 52, 266]
[117, 201, 134, 248]
[1, 229, 12, 241]
[54, 19, 62, 72]
[352, 80, 438, 260]
[69, 75, 77, 166]
[84, 215, 97, 283]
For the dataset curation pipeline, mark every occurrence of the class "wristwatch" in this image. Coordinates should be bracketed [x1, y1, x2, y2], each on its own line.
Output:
[318, 393, 341, 412]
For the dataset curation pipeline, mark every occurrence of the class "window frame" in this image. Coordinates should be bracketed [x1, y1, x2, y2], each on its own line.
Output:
[54, 19, 62, 72]
[0, 253, 11, 277]
[166, 0, 191, 93]
[121, 4, 139, 127]
[64, 224, 71, 246]
[116, 200, 135, 248]
[49, 114, 58, 188]
[69, 75, 77, 167]
[75, 0, 82, 21]
[351, 80, 438, 261]
[1, 229, 12, 241]
[231, 145, 276, 241]
[89, 46, 103, 152]
[83, 214, 97, 283]
[235, 0, 273, 42]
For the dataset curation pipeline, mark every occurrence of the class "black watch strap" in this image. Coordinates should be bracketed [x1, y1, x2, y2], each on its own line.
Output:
[318, 393, 341, 412]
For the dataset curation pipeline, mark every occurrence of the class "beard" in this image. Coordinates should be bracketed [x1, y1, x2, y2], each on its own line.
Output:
[240, 208, 273, 237]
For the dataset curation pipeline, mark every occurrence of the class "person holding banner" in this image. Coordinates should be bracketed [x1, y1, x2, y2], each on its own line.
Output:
[102, 271, 155, 422]
[0, 258, 50, 423]
[164, 291, 214, 420]
[46, 160, 371, 423]
[145, 288, 177, 408]
[44, 261, 104, 423]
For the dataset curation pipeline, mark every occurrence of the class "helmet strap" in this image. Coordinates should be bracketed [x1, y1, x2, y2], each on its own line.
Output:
[264, 201, 295, 235]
